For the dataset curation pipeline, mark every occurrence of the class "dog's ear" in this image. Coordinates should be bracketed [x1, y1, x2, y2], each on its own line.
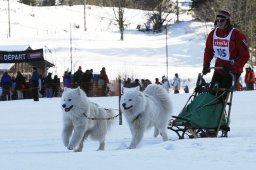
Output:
[63, 87, 71, 93]
[76, 87, 81, 95]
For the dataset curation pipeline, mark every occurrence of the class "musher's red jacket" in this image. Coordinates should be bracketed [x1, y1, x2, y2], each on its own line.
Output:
[203, 25, 250, 74]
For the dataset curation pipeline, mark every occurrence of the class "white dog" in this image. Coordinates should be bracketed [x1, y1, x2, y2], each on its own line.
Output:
[120, 84, 172, 149]
[61, 87, 114, 152]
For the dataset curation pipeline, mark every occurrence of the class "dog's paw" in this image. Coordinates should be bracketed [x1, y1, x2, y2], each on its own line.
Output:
[153, 128, 159, 137]
[96, 148, 104, 151]
[128, 145, 136, 149]
[67, 145, 74, 150]
[153, 132, 159, 138]
[74, 148, 82, 152]
[63, 141, 69, 147]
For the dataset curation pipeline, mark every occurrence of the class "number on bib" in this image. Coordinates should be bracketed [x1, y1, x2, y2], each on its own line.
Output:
[217, 48, 226, 58]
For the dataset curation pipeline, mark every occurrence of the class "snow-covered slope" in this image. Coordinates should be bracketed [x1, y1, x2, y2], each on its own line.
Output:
[0, 1, 213, 82]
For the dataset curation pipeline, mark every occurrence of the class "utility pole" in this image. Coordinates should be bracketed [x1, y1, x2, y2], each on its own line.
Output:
[84, 0, 87, 31]
[70, 23, 73, 73]
[8, 0, 11, 37]
[165, 24, 169, 79]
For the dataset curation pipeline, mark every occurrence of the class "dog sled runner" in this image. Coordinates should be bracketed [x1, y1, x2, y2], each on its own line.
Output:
[168, 68, 235, 139]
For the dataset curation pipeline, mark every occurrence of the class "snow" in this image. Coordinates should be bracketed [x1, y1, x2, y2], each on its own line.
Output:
[0, 1, 256, 170]
[1, 92, 256, 170]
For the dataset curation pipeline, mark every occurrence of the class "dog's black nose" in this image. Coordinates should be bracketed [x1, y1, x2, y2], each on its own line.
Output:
[122, 103, 126, 108]
[62, 104, 66, 108]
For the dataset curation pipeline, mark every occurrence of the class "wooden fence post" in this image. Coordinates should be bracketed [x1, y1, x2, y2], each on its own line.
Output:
[118, 78, 122, 125]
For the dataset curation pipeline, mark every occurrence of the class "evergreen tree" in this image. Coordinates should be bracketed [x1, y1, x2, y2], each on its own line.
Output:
[20, 0, 36, 6]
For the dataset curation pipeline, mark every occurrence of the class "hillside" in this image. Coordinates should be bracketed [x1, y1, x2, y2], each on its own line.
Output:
[0, 0, 213, 82]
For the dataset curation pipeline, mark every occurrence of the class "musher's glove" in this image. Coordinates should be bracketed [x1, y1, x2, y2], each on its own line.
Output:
[202, 64, 210, 75]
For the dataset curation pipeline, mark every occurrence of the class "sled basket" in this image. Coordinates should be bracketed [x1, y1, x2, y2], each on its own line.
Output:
[172, 92, 227, 129]
[168, 70, 234, 139]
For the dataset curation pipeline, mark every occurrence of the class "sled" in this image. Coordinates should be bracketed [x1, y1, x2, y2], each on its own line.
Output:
[168, 67, 235, 139]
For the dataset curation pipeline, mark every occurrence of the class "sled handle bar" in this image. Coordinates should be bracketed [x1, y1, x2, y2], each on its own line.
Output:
[210, 67, 236, 87]
[201, 67, 236, 88]
[209, 66, 223, 70]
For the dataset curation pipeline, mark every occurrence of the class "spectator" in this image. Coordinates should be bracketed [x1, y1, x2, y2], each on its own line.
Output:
[1, 72, 12, 100]
[133, 79, 142, 91]
[73, 66, 83, 87]
[140, 79, 146, 91]
[15, 71, 26, 100]
[161, 76, 170, 93]
[89, 69, 94, 96]
[183, 78, 191, 93]
[99, 67, 109, 96]
[31, 67, 40, 101]
[63, 71, 72, 88]
[38, 74, 43, 98]
[155, 78, 161, 85]
[44, 73, 53, 98]
[123, 78, 133, 88]
[172, 73, 180, 94]
[10, 76, 16, 100]
[144, 79, 152, 88]
[244, 67, 255, 90]
[52, 75, 60, 97]
[81, 69, 92, 95]
[23, 77, 30, 99]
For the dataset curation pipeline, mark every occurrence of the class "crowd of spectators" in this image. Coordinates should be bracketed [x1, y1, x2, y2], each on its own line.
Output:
[0, 67, 60, 101]
[1, 66, 255, 101]
[62, 66, 110, 97]
[121, 73, 191, 94]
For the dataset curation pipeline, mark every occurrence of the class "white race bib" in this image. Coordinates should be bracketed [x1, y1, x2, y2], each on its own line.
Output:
[213, 28, 234, 61]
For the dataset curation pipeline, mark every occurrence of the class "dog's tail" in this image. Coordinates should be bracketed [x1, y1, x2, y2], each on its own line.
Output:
[143, 84, 172, 115]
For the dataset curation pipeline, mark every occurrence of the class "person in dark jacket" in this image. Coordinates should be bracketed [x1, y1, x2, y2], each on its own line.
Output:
[73, 66, 83, 87]
[15, 71, 26, 99]
[1, 71, 12, 100]
[81, 69, 92, 96]
[52, 75, 60, 97]
[202, 10, 250, 90]
[63, 71, 72, 88]
[44, 73, 53, 98]
[31, 67, 40, 101]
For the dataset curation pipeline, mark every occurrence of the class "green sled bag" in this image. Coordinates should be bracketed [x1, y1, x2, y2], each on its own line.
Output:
[174, 93, 227, 128]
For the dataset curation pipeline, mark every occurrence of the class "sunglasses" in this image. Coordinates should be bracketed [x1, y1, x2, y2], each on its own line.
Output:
[216, 18, 226, 23]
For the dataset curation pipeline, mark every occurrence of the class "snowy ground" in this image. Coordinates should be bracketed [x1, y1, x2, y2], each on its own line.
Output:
[0, 91, 256, 170]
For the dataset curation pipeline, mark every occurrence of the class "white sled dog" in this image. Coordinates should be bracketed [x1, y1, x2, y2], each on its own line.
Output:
[61, 87, 114, 152]
[120, 84, 172, 149]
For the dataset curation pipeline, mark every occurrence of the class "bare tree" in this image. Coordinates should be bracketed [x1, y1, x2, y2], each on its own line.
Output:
[113, 0, 126, 41]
